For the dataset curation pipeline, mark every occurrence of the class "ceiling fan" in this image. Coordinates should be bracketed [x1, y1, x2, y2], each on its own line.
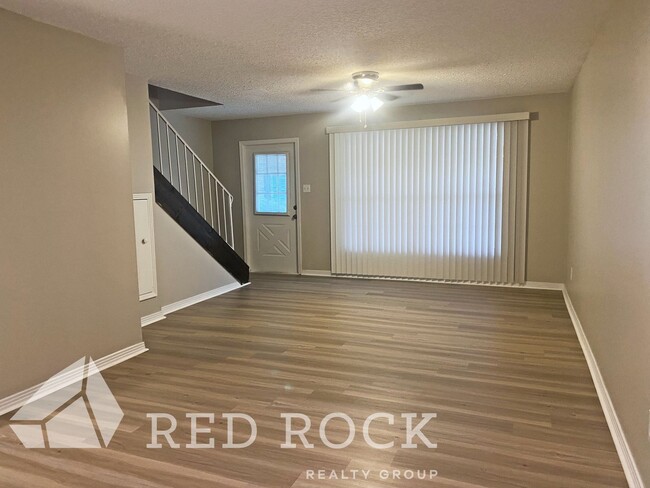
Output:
[313, 71, 424, 113]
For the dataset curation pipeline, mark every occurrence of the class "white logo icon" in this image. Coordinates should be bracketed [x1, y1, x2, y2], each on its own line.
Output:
[10, 357, 123, 448]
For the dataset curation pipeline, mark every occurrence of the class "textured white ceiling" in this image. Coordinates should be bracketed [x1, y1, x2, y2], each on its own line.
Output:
[1, 0, 612, 120]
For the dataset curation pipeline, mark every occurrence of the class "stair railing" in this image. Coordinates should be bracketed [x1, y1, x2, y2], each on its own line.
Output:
[149, 101, 235, 248]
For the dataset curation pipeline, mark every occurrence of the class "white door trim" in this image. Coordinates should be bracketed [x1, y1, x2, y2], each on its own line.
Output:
[238, 138, 302, 274]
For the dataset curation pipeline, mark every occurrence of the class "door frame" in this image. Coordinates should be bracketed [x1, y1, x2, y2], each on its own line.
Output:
[238, 138, 303, 274]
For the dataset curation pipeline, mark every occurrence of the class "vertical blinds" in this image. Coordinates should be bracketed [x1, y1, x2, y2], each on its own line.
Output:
[329, 119, 529, 284]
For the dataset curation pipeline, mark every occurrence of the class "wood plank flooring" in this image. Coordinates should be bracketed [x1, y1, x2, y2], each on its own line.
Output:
[0, 274, 626, 487]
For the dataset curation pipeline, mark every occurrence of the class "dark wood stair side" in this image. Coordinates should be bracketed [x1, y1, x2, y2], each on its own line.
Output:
[153, 167, 249, 284]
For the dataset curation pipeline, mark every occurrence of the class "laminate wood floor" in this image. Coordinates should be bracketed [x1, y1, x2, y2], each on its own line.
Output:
[0, 274, 626, 487]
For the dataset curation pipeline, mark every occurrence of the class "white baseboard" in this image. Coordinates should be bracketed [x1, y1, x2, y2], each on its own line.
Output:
[141, 310, 166, 327]
[523, 281, 564, 290]
[301, 269, 332, 277]
[141, 282, 248, 328]
[562, 286, 644, 488]
[160, 281, 248, 316]
[0, 341, 148, 417]
[323, 272, 563, 291]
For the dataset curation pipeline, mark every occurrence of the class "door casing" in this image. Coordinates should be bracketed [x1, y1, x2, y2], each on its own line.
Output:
[239, 138, 302, 274]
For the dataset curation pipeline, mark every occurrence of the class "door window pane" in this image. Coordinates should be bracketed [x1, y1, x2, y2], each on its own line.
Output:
[255, 153, 288, 214]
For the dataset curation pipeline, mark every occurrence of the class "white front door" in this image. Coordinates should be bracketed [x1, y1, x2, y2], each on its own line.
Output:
[241, 142, 298, 273]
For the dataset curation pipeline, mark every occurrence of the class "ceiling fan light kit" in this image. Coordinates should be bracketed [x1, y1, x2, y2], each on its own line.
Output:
[314, 71, 423, 126]
[351, 94, 384, 113]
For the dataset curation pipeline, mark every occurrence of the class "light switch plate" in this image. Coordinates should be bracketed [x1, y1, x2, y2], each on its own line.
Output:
[303, 184, 311, 193]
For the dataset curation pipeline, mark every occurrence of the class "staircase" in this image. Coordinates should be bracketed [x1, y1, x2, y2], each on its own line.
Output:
[149, 101, 249, 284]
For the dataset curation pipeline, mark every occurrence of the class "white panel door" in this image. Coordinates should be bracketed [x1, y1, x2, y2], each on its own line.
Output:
[133, 194, 157, 300]
[241, 143, 298, 273]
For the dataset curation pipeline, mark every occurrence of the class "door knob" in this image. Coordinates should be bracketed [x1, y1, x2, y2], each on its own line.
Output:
[141, 238, 148, 244]
[291, 214, 297, 221]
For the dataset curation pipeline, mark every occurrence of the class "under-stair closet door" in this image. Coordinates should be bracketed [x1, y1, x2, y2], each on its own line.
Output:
[133, 194, 158, 300]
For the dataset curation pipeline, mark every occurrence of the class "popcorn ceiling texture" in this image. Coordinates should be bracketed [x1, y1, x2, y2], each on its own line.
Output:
[0, 0, 612, 120]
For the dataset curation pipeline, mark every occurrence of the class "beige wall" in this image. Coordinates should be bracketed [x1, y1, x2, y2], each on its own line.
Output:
[152, 207, 236, 307]
[567, 0, 650, 481]
[125, 76, 236, 320]
[162, 111, 215, 170]
[127, 74, 156, 195]
[0, 10, 142, 397]
[126, 74, 162, 318]
[212, 94, 570, 282]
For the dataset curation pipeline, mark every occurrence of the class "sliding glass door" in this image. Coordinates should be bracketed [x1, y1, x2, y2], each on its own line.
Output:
[329, 117, 529, 284]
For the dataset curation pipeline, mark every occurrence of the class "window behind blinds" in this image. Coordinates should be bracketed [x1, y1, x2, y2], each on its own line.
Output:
[329, 118, 529, 284]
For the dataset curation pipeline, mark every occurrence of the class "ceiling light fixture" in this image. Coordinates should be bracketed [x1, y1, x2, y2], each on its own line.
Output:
[370, 96, 384, 112]
[351, 94, 370, 113]
[351, 94, 384, 128]
[347, 72, 392, 127]
[352, 71, 379, 87]
[351, 94, 383, 113]
[356, 77, 376, 88]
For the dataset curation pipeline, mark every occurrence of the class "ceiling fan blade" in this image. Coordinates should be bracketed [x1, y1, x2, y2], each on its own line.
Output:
[330, 95, 354, 103]
[377, 93, 400, 102]
[310, 88, 351, 93]
[383, 83, 424, 92]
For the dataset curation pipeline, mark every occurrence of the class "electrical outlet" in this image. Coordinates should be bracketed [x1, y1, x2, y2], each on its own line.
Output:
[302, 184, 311, 193]
[570, 267, 574, 281]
